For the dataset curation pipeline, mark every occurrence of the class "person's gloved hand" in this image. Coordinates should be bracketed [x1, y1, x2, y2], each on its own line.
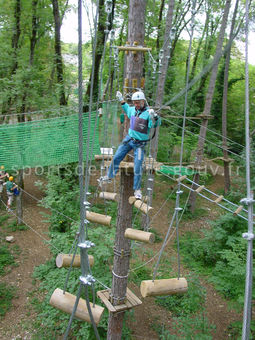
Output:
[149, 109, 158, 121]
[116, 91, 124, 102]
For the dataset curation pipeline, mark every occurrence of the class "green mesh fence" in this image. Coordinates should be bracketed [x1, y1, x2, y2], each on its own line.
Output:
[0, 111, 100, 170]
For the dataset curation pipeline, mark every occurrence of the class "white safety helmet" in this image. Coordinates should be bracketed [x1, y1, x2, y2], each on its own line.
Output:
[131, 91, 146, 101]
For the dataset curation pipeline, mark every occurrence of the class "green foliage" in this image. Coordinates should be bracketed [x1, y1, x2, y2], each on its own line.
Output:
[157, 125, 198, 164]
[180, 213, 254, 303]
[6, 220, 28, 232]
[0, 214, 9, 224]
[152, 312, 215, 339]
[155, 273, 206, 317]
[40, 164, 80, 232]
[0, 283, 16, 318]
[0, 245, 15, 275]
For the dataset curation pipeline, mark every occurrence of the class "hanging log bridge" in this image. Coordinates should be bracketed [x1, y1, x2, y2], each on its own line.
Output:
[56, 254, 94, 268]
[140, 278, 188, 298]
[50, 288, 104, 325]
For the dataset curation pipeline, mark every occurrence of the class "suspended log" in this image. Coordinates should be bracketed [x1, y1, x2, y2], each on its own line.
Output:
[214, 195, 224, 204]
[140, 278, 188, 298]
[176, 175, 187, 182]
[128, 196, 148, 205]
[95, 154, 113, 161]
[125, 228, 155, 244]
[99, 192, 119, 201]
[117, 46, 152, 52]
[128, 197, 153, 216]
[86, 211, 111, 226]
[50, 288, 104, 325]
[56, 254, 94, 268]
[233, 205, 244, 215]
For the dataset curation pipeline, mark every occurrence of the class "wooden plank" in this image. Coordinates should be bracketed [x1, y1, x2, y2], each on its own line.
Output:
[118, 46, 152, 52]
[214, 195, 224, 204]
[97, 290, 116, 312]
[96, 288, 142, 313]
[195, 185, 205, 193]
[127, 288, 142, 306]
[233, 205, 244, 215]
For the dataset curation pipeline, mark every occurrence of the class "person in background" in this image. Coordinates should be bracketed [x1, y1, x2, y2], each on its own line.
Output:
[99, 90, 161, 200]
[0, 165, 9, 195]
[4, 176, 18, 210]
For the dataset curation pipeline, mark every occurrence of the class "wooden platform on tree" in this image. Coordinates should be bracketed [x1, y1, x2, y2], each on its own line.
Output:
[103, 159, 162, 173]
[97, 288, 142, 313]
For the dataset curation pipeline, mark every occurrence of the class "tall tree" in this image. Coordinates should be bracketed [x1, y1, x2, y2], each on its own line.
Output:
[84, 0, 116, 110]
[52, 0, 67, 106]
[188, 0, 232, 212]
[222, 0, 240, 193]
[107, 2, 147, 339]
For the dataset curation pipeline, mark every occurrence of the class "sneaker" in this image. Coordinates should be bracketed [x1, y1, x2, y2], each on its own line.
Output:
[97, 176, 112, 186]
[134, 189, 142, 200]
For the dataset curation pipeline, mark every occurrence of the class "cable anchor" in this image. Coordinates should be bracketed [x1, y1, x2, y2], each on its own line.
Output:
[242, 232, 254, 241]
[78, 241, 95, 249]
[79, 275, 96, 286]
[240, 197, 255, 205]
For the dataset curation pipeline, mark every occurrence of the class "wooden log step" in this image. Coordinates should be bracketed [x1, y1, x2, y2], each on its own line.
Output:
[195, 185, 205, 193]
[99, 192, 119, 201]
[128, 196, 148, 205]
[128, 197, 153, 216]
[195, 114, 214, 119]
[97, 288, 142, 313]
[233, 205, 244, 215]
[140, 278, 188, 298]
[50, 288, 104, 325]
[175, 175, 187, 182]
[214, 195, 224, 204]
[95, 154, 113, 161]
[86, 211, 111, 226]
[56, 254, 94, 268]
[124, 228, 155, 244]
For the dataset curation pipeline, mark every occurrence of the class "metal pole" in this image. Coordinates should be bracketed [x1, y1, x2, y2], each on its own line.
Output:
[242, 0, 254, 338]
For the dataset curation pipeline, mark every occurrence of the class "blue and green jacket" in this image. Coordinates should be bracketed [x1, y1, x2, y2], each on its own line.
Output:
[121, 102, 161, 141]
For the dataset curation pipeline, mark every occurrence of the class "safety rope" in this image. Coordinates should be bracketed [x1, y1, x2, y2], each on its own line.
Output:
[162, 116, 255, 166]
[63, 1, 100, 339]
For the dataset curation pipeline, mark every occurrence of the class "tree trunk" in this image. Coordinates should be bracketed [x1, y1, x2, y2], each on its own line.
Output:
[155, 0, 175, 109]
[30, 0, 39, 66]
[222, 0, 239, 194]
[52, 0, 67, 106]
[16, 170, 24, 225]
[107, 172, 133, 340]
[188, 0, 231, 213]
[107, 1, 146, 338]
[156, 0, 166, 50]
[84, 0, 116, 111]
[11, 0, 21, 75]
[141, 0, 175, 229]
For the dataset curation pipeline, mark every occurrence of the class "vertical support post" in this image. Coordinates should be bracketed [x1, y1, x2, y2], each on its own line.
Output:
[242, 1, 253, 338]
[107, 1, 147, 338]
[107, 170, 133, 340]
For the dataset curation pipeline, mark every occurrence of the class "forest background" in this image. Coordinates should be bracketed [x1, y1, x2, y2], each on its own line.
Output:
[0, 0, 255, 339]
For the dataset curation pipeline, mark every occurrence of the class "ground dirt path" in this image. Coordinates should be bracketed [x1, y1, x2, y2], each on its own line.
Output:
[0, 172, 51, 340]
[0, 172, 243, 339]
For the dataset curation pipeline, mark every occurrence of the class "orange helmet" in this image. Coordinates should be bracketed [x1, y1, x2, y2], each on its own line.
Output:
[9, 176, 14, 181]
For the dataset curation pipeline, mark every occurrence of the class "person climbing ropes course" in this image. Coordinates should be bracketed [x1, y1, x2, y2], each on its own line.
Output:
[4, 176, 18, 210]
[99, 90, 161, 200]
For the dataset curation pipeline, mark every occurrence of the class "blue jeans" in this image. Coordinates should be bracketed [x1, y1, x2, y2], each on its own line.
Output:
[107, 135, 146, 190]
